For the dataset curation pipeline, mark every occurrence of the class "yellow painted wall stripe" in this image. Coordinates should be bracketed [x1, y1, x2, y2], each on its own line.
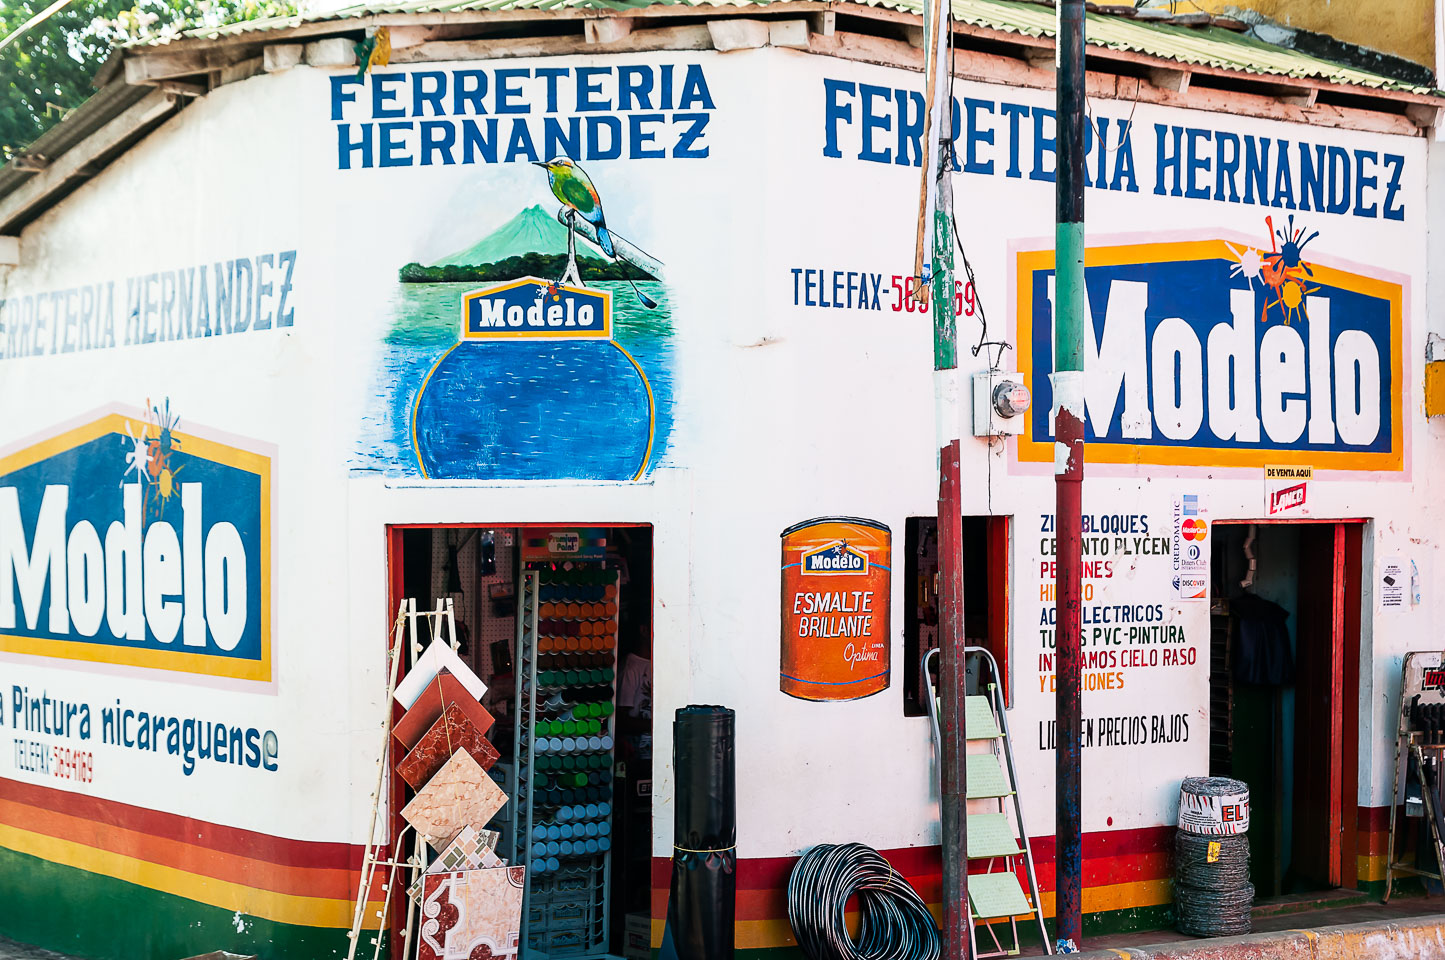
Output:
[0, 825, 380, 929]
[649, 879, 1175, 949]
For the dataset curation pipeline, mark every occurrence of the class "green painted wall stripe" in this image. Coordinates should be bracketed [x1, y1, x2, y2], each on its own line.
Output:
[0, 845, 357, 960]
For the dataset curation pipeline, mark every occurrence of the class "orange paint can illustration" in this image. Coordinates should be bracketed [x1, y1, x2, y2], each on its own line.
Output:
[780, 517, 891, 701]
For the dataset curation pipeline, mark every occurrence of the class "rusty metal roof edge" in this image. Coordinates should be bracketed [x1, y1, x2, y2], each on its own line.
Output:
[3, 0, 1438, 230]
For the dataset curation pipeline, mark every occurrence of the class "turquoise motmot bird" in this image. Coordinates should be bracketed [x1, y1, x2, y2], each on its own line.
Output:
[534, 157, 615, 258]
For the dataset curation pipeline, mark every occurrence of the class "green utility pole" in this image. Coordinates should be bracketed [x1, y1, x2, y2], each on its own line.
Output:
[1054, 0, 1086, 950]
[917, 0, 968, 955]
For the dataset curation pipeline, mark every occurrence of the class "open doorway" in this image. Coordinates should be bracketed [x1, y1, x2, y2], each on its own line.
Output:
[905, 515, 1012, 715]
[1209, 520, 1363, 897]
[387, 524, 654, 959]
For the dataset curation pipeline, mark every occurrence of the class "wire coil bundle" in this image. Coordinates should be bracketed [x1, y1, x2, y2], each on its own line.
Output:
[1174, 832, 1250, 891]
[1174, 778, 1253, 938]
[787, 843, 941, 960]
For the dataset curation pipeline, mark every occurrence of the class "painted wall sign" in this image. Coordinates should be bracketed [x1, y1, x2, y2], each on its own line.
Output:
[0, 249, 298, 361]
[780, 517, 891, 702]
[329, 66, 716, 169]
[1017, 227, 1404, 471]
[1265, 464, 1312, 516]
[822, 83, 1409, 221]
[0, 405, 272, 681]
[1170, 494, 1208, 601]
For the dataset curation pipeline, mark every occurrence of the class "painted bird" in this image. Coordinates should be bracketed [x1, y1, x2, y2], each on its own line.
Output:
[534, 157, 614, 258]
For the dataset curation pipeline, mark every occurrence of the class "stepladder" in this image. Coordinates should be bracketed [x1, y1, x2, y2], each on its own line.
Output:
[924, 647, 1052, 958]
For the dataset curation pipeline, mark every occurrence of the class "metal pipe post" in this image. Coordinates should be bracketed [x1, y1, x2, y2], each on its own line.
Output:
[938, 440, 971, 960]
[923, 0, 969, 953]
[1054, 0, 1086, 949]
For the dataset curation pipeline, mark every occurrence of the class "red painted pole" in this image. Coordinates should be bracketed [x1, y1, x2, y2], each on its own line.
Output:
[938, 439, 971, 960]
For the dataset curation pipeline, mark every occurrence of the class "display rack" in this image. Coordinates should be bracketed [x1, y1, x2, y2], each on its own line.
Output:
[512, 565, 621, 957]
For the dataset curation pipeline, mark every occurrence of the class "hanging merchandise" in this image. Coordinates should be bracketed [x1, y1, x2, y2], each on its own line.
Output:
[481, 530, 498, 576]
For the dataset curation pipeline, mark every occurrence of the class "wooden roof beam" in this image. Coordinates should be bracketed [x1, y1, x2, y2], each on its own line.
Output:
[0, 89, 177, 234]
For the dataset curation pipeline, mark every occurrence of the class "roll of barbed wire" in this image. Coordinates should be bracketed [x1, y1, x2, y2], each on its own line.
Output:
[1178, 777, 1250, 836]
[786, 843, 940, 960]
[1174, 831, 1250, 890]
[1175, 881, 1255, 937]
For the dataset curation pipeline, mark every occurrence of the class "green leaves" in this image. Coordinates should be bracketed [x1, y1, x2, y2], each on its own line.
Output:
[0, 0, 297, 159]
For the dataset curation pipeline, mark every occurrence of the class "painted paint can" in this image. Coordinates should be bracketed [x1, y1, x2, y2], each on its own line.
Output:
[780, 517, 891, 702]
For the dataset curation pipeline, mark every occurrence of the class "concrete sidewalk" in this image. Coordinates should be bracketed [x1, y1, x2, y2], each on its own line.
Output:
[1014, 892, 1445, 959]
[0, 936, 78, 960]
[1068, 907, 1445, 959]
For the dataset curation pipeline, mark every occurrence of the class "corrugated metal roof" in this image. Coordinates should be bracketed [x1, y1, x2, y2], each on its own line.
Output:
[156, 0, 1439, 95]
[0, 82, 154, 205]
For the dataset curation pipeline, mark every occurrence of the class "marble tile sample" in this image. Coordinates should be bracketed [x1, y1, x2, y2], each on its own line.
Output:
[395, 640, 487, 710]
[398, 704, 501, 791]
[401, 749, 508, 850]
[394, 670, 496, 751]
[426, 825, 502, 875]
[418, 866, 525, 960]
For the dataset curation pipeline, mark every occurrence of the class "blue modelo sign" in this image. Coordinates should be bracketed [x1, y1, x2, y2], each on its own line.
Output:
[1017, 230, 1403, 472]
[0, 407, 272, 681]
[463, 277, 611, 340]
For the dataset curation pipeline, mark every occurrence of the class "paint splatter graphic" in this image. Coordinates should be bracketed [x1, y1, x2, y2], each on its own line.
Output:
[118, 397, 183, 522]
[1225, 216, 1320, 326]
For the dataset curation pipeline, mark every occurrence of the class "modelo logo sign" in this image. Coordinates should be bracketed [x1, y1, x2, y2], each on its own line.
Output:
[1017, 233, 1404, 471]
[463, 277, 611, 340]
[0, 409, 272, 681]
[802, 541, 869, 575]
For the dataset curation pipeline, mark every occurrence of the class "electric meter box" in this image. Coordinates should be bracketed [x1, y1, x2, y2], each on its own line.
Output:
[972, 371, 1031, 437]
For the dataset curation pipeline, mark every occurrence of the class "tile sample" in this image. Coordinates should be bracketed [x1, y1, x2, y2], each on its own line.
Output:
[401, 749, 508, 850]
[418, 866, 526, 960]
[398, 703, 501, 790]
[394, 671, 496, 751]
[395, 641, 488, 710]
[427, 825, 503, 875]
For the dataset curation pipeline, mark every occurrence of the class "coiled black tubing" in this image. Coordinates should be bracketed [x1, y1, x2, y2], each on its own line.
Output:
[787, 843, 941, 960]
[1173, 832, 1250, 891]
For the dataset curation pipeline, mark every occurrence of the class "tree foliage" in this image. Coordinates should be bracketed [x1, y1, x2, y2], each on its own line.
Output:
[0, 0, 296, 159]
[399, 253, 657, 284]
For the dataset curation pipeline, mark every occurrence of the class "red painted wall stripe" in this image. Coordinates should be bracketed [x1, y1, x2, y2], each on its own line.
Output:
[1, 777, 363, 870]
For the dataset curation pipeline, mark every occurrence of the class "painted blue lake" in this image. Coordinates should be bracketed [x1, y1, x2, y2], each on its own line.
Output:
[356, 281, 675, 480]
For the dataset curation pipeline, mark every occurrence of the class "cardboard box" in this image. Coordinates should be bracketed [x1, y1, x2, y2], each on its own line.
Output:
[624, 912, 651, 960]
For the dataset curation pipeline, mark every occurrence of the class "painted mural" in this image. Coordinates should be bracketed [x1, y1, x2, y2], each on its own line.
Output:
[0, 403, 273, 681]
[1017, 219, 1404, 472]
[357, 159, 674, 481]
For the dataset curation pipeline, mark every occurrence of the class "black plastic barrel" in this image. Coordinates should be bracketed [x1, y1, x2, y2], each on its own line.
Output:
[661, 705, 735, 960]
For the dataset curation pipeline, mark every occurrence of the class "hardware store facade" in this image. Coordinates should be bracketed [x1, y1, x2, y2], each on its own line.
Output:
[0, 5, 1441, 957]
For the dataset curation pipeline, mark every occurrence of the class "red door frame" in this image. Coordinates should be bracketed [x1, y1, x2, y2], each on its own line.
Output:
[383, 522, 654, 955]
[1215, 518, 1364, 889]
